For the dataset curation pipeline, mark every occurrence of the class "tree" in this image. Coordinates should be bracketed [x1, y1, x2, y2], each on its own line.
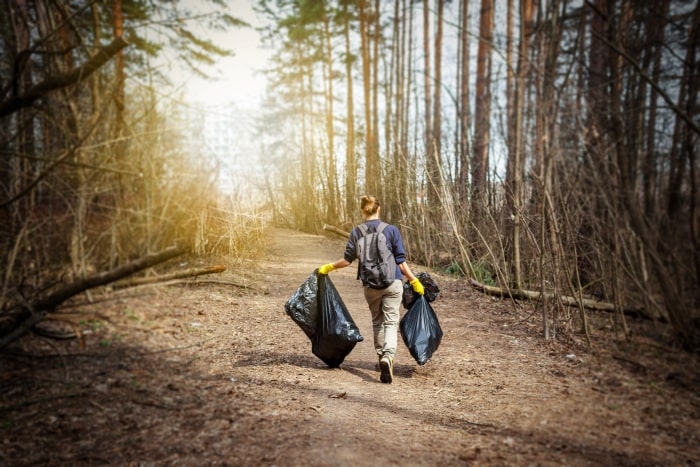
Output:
[321, 2, 339, 222]
[0, 0, 247, 342]
[359, 0, 378, 195]
[456, 0, 471, 204]
[422, 0, 432, 189]
[342, 0, 358, 219]
[428, 0, 444, 220]
[252, 0, 698, 348]
[505, 0, 536, 290]
[472, 0, 493, 211]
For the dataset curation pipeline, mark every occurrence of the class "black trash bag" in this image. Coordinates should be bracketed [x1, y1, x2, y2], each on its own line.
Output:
[402, 272, 440, 309]
[311, 273, 364, 368]
[400, 295, 443, 365]
[284, 271, 319, 339]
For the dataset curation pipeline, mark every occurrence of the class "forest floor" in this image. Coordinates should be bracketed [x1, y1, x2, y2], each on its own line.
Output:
[1, 227, 699, 466]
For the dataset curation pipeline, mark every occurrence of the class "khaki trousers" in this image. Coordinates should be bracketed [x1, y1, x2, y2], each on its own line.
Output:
[363, 280, 403, 359]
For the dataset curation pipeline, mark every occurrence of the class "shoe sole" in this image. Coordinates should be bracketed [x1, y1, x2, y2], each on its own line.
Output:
[379, 359, 393, 384]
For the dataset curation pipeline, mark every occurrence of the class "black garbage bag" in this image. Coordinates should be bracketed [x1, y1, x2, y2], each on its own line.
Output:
[284, 271, 319, 339]
[402, 272, 440, 309]
[312, 273, 364, 368]
[400, 295, 443, 365]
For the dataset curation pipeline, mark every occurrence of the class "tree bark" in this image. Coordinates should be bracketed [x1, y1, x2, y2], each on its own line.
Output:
[429, 0, 444, 217]
[343, 0, 357, 218]
[457, 0, 471, 203]
[422, 0, 432, 171]
[371, 0, 381, 198]
[113, 0, 125, 150]
[322, 8, 337, 222]
[359, 0, 377, 195]
[472, 0, 494, 207]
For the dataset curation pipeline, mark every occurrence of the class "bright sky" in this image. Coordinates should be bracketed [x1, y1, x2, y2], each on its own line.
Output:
[177, 0, 269, 108]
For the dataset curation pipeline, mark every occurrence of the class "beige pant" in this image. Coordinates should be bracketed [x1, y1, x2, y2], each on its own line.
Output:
[363, 280, 403, 359]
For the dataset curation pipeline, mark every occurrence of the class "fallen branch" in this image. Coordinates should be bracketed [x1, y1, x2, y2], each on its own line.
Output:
[323, 224, 350, 238]
[111, 264, 226, 289]
[166, 279, 256, 289]
[468, 279, 660, 321]
[0, 246, 185, 349]
[34, 247, 185, 311]
[56, 276, 254, 308]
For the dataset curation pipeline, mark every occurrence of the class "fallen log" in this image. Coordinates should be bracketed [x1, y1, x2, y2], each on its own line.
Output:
[469, 278, 661, 321]
[323, 224, 350, 238]
[111, 264, 226, 289]
[0, 246, 185, 349]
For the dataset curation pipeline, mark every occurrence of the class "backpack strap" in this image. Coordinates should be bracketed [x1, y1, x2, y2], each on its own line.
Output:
[375, 222, 390, 283]
[373, 222, 387, 261]
[356, 223, 369, 281]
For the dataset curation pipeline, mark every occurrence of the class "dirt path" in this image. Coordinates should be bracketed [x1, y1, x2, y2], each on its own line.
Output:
[1, 227, 699, 466]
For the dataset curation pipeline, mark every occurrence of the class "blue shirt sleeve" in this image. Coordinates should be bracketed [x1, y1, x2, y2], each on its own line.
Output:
[343, 226, 361, 263]
[385, 224, 407, 265]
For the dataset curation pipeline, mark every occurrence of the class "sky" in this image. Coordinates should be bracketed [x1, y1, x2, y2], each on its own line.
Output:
[177, 0, 270, 109]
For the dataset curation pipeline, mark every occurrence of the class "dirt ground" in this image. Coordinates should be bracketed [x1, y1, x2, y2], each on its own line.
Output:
[1, 227, 699, 466]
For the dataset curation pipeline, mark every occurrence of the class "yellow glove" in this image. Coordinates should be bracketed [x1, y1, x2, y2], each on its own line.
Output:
[318, 263, 336, 275]
[410, 278, 424, 295]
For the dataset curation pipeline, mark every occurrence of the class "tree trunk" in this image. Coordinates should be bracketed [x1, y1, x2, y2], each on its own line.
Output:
[642, 0, 669, 217]
[422, 0, 432, 179]
[113, 0, 125, 159]
[371, 0, 381, 198]
[506, 0, 535, 290]
[322, 10, 337, 222]
[472, 0, 494, 210]
[429, 0, 444, 220]
[343, 0, 357, 218]
[457, 0, 471, 204]
[359, 0, 375, 194]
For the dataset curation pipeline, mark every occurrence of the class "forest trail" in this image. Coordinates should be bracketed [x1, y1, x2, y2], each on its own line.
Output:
[1, 227, 698, 466]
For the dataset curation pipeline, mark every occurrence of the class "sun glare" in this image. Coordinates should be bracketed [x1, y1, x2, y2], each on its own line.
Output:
[178, 0, 268, 109]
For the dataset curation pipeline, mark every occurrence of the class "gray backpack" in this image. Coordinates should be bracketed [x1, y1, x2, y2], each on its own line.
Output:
[356, 222, 397, 289]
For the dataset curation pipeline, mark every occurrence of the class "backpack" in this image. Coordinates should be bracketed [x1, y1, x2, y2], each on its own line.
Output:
[356, 222, 397, 289]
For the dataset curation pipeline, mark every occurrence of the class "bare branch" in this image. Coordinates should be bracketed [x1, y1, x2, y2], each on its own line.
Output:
[0, 36, 130, 118]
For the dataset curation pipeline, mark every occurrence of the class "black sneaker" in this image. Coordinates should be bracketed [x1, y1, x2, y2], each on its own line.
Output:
[379, 356, 394, 384]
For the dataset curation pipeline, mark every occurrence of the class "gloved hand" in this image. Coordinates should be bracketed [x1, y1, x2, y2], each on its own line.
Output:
[410, 278, 424, 295]
[318, 263, 336, 275]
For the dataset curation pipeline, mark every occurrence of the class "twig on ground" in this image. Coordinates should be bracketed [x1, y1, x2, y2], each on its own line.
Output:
[111, 265, 226, 290]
